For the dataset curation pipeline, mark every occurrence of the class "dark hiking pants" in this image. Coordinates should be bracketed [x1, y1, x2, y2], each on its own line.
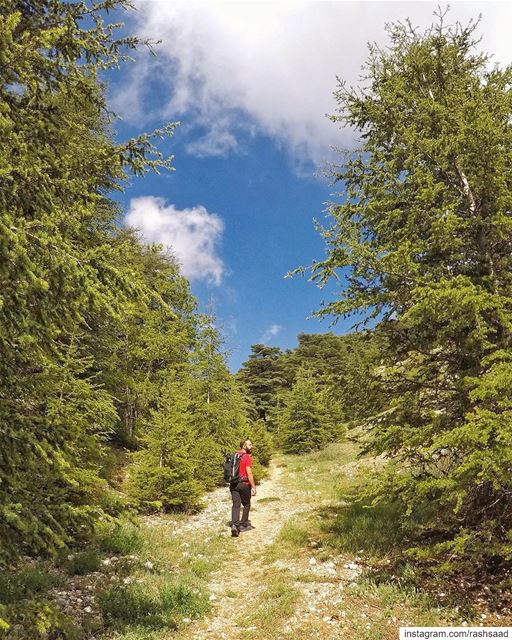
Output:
[230, 481, 251, 529]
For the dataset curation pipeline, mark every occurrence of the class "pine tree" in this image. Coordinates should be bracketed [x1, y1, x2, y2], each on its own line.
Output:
[190, 312, 248, 489]
[279, 368, 329, 454]
[310, 11, 512, 568]
[127, 375, 201, 512]
[237, 345, 288, 429]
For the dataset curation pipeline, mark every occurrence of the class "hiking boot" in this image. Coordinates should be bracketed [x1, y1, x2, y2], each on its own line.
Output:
[239, 524, 255, 532]
[231, 525, 239, 537]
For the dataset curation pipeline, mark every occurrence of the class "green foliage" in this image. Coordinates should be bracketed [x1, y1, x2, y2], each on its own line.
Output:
[126, 375, 202, 512]
[291, 332, 383, 423]
[0, 0, 253, 560]
[190, 311, 253, 489]
[277, 368, 330, 454]
[1, 599, 82, 640]
[237, 344, 288, 428]
[309, 10, 512, 571]
[0, 0, 180, 560]
[0, 568, 60, 605]
[0, 567, 82, 640]
[238, 332, 384, 453]
[247, 419, 274, 467]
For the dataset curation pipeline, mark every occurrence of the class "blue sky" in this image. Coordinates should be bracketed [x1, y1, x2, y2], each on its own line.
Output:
[107, 1, 512, 371]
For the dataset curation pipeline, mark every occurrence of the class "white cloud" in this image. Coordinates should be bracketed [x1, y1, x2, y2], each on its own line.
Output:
[260, 323, 282, 344]
[125, 196, 225, 285]
[118, 2, 512, 165]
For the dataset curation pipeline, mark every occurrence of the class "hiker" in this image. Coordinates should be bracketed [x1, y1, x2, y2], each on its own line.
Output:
[230, 439, 256, 537]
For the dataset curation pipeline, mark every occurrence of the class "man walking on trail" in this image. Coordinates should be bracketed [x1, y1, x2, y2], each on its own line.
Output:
[231, 439, 256, 537]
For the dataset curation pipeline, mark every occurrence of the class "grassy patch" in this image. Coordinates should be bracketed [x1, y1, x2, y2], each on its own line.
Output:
[320, 498, 407, 556]
[328, 578, 463, 639]
[263, 522, 312, 563]
[97, 523, 144, 555]
[244, 570, 299, 638]
[98, 578, 210, 631]
[257, 496, 281, 503]
[263, 443, 470, 637]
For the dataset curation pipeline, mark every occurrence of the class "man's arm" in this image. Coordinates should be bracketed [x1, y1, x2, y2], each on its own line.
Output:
[246, 466, 256, 496]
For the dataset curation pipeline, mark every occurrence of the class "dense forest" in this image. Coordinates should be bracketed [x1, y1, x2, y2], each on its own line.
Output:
[0, 0, 265, 563]
[2, 0, 512, 637]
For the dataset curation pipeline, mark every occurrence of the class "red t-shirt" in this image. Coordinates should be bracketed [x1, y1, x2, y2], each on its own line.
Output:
[238, 451, 253, 482]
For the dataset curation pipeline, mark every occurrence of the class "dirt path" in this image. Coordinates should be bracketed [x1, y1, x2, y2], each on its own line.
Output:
[148, 456, 363, 640]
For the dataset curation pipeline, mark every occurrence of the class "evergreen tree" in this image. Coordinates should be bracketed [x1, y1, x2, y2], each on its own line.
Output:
[127, 375, 201, 512]
[310, 12, 512, 567]
[237, 344, 288, 429]
[190, 311, 248, 489]
[0, 0, 177, 558]
[278, 368, 329, 454]
[93, 233, 197, 448]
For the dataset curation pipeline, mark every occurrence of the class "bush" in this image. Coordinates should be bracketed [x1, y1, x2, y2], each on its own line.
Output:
[247, 420, 273, 467]
[99, 585, 164, 628]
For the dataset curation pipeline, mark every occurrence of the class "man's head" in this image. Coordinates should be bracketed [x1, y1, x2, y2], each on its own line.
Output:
[240, 439, 253, 453]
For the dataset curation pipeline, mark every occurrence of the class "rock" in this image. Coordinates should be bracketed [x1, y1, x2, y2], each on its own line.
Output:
[209, 594, 217, 601]
[309, 557, 317, 566]
[144, 560, 154, 570]
[84, 606, 93, 614]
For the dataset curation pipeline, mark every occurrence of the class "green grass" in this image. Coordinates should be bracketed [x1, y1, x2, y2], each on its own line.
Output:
[256, 442, 470, 638]
[320, 499, 408, 556]
[263, 521, 312, 564]
[92, 523, 229, 637]
[257, 496, 281, 503]
[244, 570, 299, 639]
[97, 523, 144, 555]
[98, 579, 210, 630]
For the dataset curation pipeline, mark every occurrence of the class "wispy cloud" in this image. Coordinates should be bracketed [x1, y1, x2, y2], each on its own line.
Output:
[117, 2, 512, 166]
[260, 323, 282, 344]
[125, 196, 225, 285]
